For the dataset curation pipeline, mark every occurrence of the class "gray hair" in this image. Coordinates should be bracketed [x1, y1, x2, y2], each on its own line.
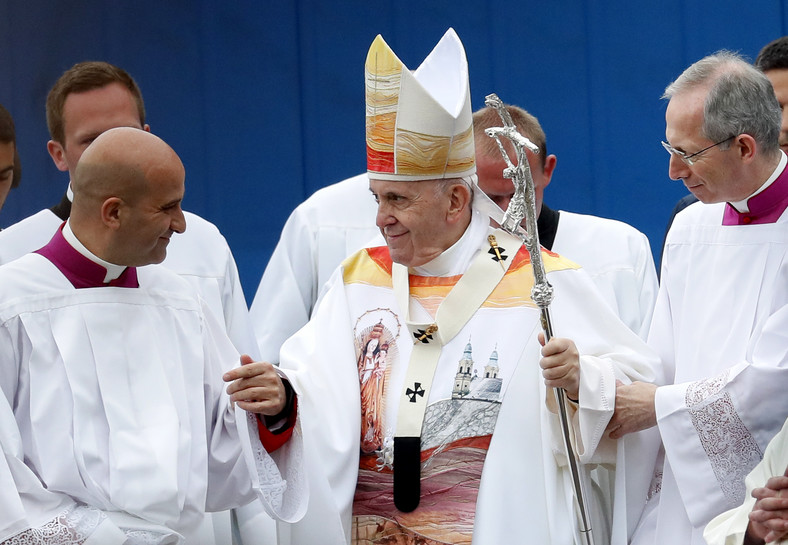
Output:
[663, 50, 781, 157]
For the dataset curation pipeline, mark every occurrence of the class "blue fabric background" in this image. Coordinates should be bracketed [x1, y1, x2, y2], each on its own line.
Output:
[1, 0, 785, 300]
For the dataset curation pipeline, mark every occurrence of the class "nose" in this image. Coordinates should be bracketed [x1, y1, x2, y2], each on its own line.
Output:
[667, 154, 690, 181]
[376, 201, 395, 230]
[171, 207, 187, 234]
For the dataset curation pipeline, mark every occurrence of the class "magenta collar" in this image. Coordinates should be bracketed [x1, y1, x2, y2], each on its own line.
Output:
[35, 224, 139, 289]
[723, 164, 788, 225]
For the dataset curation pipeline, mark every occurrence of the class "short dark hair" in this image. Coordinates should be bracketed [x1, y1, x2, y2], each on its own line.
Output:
[755, 37, 788, 72]
[0, 103, 20, 188]
[473, 104, 548, 170]
[46, 61, 146, 144]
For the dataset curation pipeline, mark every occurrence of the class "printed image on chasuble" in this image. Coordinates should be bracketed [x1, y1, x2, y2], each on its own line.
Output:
[349, 285, 520, 543]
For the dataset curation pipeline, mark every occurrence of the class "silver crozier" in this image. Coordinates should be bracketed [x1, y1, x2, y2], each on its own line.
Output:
[484, 93, 596, 545]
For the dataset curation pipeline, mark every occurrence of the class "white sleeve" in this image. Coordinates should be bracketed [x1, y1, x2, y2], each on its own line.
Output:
[200, 301, 306, 522]
[655, 301, 788, 527]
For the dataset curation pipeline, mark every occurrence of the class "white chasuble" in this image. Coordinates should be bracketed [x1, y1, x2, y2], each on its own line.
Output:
[277, 219, 659, 545]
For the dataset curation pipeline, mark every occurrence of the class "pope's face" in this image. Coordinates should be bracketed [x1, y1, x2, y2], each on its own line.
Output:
[370, 178, 457, 268]
[764, 68, 788, 154]
[0, 141, 15, 213]
[48, 82, 147, 178]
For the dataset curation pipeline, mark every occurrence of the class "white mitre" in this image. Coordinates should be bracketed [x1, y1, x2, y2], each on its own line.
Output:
[365, 28, 475, 182]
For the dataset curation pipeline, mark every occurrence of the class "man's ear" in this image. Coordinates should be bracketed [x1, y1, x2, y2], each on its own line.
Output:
[100, 197, 124, 230]
[735, 134, 758, 164]
[447, 182, 472, 222]
[46, 140, 69, 172]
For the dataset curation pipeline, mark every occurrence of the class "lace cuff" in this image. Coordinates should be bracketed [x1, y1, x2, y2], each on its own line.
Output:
[5, 505, 109, 545]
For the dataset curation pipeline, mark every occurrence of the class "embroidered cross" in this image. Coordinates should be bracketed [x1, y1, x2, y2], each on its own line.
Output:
[487, 234, 508, 269]
[406, 382, 425, 402]
[413, 324, 438, 344]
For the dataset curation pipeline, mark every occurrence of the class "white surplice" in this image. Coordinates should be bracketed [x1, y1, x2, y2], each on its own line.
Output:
[274, 208, 659, 545]
[0, 253, 305, 544]
[552, 211, 658, 340]
[0, 204, 264, 544]
[631, 200, 788, 545]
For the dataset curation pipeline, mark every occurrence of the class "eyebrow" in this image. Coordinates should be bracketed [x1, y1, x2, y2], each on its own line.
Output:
[0, 165, 13, 177]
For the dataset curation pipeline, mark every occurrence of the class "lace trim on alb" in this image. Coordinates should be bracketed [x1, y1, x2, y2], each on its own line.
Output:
[686, 372, 762, 507]
[646, 469, 663, 502]
[5, 505, 106, 545]
[122, 530, 172, 545]
[245, 410, 305, 520]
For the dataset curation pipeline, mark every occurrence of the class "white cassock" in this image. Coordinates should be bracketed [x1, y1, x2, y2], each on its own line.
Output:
[0, 234, 305, 544]
[0, 202, 263, 545]
[551, 210, 658, 340]
[275, 207, 659, 545]
[249, 173, 381, 362]
[631, 187, 788, 544]
[704, 417, 788, 545]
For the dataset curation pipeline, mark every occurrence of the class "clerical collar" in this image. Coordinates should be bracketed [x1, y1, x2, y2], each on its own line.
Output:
[62, 221, 127, 282]
[724, 152, 788, 225]
[35, 222, 138, 289]
[411, 207, 489, 277]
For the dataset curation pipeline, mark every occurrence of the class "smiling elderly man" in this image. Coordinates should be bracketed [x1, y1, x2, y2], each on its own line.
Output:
[267, 28, 659, 545]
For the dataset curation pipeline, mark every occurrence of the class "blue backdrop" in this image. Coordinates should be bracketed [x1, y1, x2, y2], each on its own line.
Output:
[1, 1, 786, 302]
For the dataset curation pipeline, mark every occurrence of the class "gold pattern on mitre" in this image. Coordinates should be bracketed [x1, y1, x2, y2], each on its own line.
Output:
[365, 28, 475, 181]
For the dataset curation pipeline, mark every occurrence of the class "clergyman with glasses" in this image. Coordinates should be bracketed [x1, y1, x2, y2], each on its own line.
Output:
[604, 51, 788, 545]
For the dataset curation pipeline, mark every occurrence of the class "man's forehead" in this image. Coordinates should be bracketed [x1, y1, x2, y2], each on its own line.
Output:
[369, 178, 437, 192]
[666, 91, 706, 137]
[62, 86, 142, 134]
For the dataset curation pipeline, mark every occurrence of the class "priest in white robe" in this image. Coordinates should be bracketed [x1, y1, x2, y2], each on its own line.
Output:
[0, 61, 264, 544]
[273, 28, 659, 545]
[609, 51, 788, 545]
[0, 127, 305, 544]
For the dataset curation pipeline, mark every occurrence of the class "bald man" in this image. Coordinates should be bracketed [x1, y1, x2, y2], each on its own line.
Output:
[0, 128, 304, 544]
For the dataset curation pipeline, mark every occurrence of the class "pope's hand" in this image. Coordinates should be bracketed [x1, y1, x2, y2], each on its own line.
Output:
[539, 333, 580, 400]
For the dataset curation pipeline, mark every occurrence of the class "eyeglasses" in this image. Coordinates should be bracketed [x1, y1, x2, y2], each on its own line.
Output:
[661, 135, 736, 166]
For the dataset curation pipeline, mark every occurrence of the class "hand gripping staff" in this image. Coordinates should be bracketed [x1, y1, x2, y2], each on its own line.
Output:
[484, 93, 596, 545]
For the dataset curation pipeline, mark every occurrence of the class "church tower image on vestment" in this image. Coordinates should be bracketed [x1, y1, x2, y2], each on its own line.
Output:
[451, 338, 503, 402]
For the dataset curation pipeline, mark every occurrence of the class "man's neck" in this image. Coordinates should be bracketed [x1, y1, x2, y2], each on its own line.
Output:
[412, 209, 487, 277]
[63, 220, 126, 283]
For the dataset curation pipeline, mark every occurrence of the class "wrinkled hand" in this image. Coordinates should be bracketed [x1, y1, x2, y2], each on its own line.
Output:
[223, 354, 286, 416]
[538, 333, 580, 400]
[747, 470, 788, 543]
[606, 380, 657, 439]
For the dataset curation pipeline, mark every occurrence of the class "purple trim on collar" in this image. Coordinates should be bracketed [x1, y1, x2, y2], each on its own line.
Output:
[723, 164, 788, 225]
[35, 223, 139, 289]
